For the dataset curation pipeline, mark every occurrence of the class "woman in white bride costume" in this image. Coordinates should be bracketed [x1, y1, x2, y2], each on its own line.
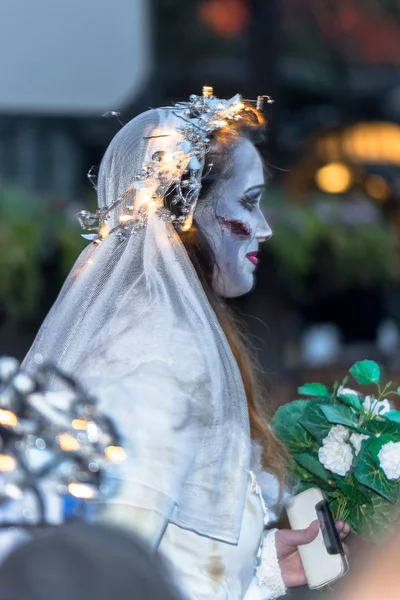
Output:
[23, 89, 349, 599]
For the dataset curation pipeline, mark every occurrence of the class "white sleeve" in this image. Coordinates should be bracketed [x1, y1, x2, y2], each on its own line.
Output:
[244, 530, 286, 600]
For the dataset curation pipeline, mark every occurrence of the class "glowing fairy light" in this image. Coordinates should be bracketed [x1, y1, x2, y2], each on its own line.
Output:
[0, 409, 18, 427]
[104, 445, 126, 463]
[180, 214, 194, 232]
[99, 223, 109, 237]
[58, 433, 80, 452]
[72, 419, 88, 431]
[202, 86, 214, 98]
[68, 483, 95, 500]
[0, 455, 17, 472]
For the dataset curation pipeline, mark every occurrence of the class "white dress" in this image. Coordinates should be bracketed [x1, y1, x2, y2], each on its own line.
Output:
[79, 334, 288, 600]
[159, 469, 287, 600]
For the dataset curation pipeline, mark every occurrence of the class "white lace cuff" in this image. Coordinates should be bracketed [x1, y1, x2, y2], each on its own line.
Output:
[245, 529, 286, 600]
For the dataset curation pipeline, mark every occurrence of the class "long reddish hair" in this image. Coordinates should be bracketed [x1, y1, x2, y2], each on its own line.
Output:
[179, 221, 290, 488]
[169, 112, 290, 487]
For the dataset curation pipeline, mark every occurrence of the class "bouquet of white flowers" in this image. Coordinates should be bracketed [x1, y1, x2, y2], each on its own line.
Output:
[272, 360, 400, 541]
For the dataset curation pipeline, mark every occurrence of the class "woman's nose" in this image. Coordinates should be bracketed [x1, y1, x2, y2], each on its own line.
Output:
[256, 215, 273, 242]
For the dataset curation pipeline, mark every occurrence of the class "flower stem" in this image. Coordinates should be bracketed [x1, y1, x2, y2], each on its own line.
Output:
[332, 494, 350, 523]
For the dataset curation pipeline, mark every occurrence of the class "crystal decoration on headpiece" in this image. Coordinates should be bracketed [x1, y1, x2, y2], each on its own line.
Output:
[0, 356, 125, 529]
[77, 86, 270, 242]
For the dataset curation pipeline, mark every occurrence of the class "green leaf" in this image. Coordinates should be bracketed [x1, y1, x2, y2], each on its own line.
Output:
[272, 400, 316, 454]
[351, 479, 376, 508]
[337, 392, 362, 412]
[354, 435, 400, 503]
[325, 490, 340, 500]
[298, 383, 330, 398]
[295, 481, 319, 494]
[294, 453, 332, 484]
[298, 403, 332, 444]
[332, 475, 370, 505]
[348, 502, 374, 535]
[365, 419, 400, 441]
[384, 411, 400, 425]
[351, 493, 400, 542]
[349, 360, 381, 385]
[294, 463, 313, 480]
[397, 387, 400, 395]
[319, 404, 359, 429]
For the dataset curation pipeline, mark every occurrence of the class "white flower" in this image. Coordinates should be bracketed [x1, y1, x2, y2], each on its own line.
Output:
[318, 441, 353, 476]
[324, 425, 350, 444]
[378, 441, 400, 480]
[362, 396, 391, 417]
[337, 386, 359, 398]
[349, 433, 369, 456]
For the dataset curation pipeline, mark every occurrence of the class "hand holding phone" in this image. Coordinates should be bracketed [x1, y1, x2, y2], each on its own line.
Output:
[285, 488, 349, 589]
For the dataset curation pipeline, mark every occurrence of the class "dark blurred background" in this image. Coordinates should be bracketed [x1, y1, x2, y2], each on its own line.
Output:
[1, 0, 400, 409]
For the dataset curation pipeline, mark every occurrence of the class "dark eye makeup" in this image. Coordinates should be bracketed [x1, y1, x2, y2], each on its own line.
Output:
[239, 195, 258, 211]
[239, 186, 265, 212]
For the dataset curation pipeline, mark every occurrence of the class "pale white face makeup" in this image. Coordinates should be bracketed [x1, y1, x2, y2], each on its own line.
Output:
[196, 139, 272, 298]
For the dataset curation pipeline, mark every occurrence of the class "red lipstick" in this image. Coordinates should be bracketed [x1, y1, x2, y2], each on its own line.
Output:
[246, 251, 259, 266]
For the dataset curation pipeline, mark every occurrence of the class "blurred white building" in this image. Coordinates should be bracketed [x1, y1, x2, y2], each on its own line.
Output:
[0, 0, 151, 114]
[0, 0, 152, 199]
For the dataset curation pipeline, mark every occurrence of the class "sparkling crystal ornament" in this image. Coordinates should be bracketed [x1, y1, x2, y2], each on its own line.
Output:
[0, 357, 126, 530]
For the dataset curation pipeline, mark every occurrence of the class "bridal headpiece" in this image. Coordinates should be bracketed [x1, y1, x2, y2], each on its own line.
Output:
[77, 87, 273, 242]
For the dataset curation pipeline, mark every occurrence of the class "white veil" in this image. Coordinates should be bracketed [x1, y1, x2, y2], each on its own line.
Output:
[23, 106, 251, 544]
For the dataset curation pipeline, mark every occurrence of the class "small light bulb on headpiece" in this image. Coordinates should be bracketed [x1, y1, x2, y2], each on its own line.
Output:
[99, 223, 109, 237]
[94, 223, 110, 244]
[256, 95, 274, 111]
[180, 214, 194, 232]
[202, 86, 214, 98]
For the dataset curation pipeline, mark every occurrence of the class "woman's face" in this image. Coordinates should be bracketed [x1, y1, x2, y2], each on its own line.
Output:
[196, 139, 272, 298]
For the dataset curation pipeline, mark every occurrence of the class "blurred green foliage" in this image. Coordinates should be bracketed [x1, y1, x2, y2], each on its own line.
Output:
[0, 186, 86, 322]
[1, 185, 397, 322]
[262, 189, 397, 297]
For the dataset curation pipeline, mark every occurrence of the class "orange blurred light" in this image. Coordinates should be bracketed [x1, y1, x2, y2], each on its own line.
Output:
[365, 175, 389, 202]
[198, 0, 250, 38]
[315, 163, 352, 194]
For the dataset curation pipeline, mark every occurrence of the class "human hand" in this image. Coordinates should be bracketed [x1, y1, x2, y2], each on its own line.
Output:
[276, 520, 351, 588]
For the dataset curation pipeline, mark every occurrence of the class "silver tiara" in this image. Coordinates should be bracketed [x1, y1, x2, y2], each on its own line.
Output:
[77, 87, 273, 243]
